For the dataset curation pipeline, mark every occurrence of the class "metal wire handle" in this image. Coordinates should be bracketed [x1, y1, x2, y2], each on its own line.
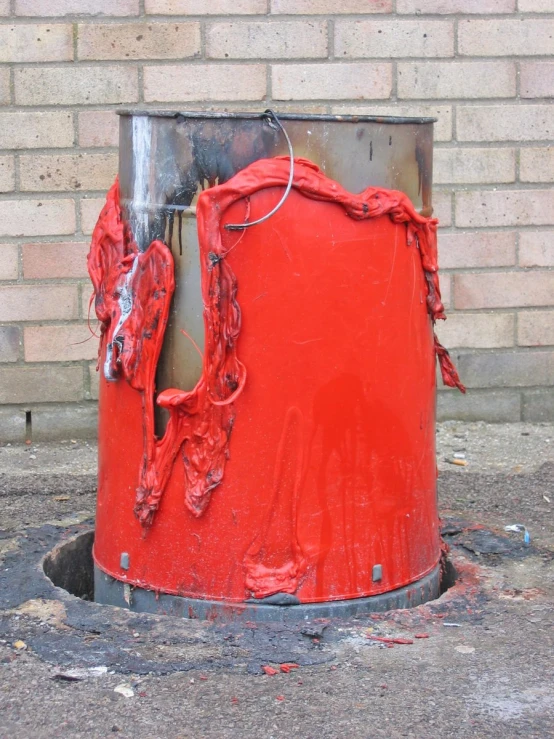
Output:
[224, 109, 295, 231]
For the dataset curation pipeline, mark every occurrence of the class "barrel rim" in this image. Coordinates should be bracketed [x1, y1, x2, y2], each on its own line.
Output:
[116, 108, 437, 124]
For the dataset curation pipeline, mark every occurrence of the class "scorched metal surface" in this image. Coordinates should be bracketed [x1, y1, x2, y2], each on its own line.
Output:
[89, 111, 463, 616]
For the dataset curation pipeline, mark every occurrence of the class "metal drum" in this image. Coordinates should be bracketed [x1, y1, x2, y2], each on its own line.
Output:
[92, 110, 446, 620]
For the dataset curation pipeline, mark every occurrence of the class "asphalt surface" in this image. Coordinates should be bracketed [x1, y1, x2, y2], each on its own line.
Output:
[0, 422, 553, 739]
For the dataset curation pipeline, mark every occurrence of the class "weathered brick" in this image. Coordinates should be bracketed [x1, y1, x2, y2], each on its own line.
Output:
[434, 147, 515, 185]
[522, 390, 554, 423]
[81, 284, 95, 320]
[459, 19, 554, 57]
[331, 104, 453, 142]
[0, 24, 73, 63]
[0, 366, 83, 404]
[454, 271, 554, 309]
[0, 0, 9, 14]
[439, 231, 516, 269]
[0, 285, 79, 321]
[89, 364, 99, 401]
[437, 390, 521, 423]
[519, 231, 554, 267]
[15, 66, 139, 106]
[398, 62, 515, 99]
[0, 327, 21, 363]
[440, 274, 452, 309]
[435, 312, 514, 349]
[0, 69, 9, 105]
[80, 198, 105, 235]
[146, 0, 266, 13]
[518, 310, 554, 347]
[144, 64, 266, 102]
[520, 147, 554, 183]
[0, 112, 74, 149]
[455, 350, 554, 388]
[23, 242, 90, 279]
[335, 20, 453, 59]
[518, 0, 554, 10]
[398, 0, 515, 10]
[207, 21, 327, 59]
[457, 105, 553, 142]
[15, 0, 139, 15]
[0, 157, 15, 194]
[78, 111, 119, 148]
[24, 325, 99, 362]
[78, 22, 201, 61]
[0, 199, 76, 238]
[271, 0, 391, 12]
[20, 153, 118, 193]
[521, 62, 554, 100]
[455, 189, 554, 228]
[0, 245, 19, 280]
[433, 190, 452, 227]
[272, 63, 392, 100]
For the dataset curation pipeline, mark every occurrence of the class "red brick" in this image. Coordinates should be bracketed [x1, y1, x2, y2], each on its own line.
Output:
[0, 285, 79, 321]
[518, 311, 554, 347]
[0, 245, 19, 280]
[521, 62, 554, 99]
[398, 62, 515, 99]
[518, 0, 553, 10]
[459, 19, 554, 56]
[454, 271, 554, 309]
[20, 153, 118, 192]
[0, 112, 74, 149]
[24, 325, 99, 362]
[23, 243, 90, 279]
[455, 189, 554, 228]
[435, 312, 514, 349]
[144, 64, 266, 102]
[78, 22, 201, 61]
[271, 0, 391, 12]
[0, 366, 83, 404]
[146, 0, 266, 12]
[15, 0, 139, 15]
[397, 0, 514, 10]
[272, 63, 392, 100]
[440, 274, 452, 309]
[78, 111, 119, 148]
[519, 231, 554, 268]
[0, 327, 21, 363]
[0, 156, 15, 194]
[520, 147, 554, 184]
[0, 199, 76, 238]
[439, 231, 516, 269]
[15, 66, 139, 106]
[457, 105, 553, 142]
[335, 20, 454, 59]
[207, 21, 327, 59]
[0, 24, 73, 63]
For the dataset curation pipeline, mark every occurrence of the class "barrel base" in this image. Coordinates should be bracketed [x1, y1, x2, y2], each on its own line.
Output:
[94, 564, 441, 622]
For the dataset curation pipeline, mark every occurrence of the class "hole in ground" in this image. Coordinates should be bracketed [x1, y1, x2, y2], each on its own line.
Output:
[43, 531, 459, 611]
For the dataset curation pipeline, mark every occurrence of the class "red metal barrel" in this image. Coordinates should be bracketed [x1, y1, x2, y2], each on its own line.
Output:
[90, 111, 463, 619]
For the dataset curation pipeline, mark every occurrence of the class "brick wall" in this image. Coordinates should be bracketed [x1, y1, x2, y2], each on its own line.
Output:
[0, 0, 553, 440]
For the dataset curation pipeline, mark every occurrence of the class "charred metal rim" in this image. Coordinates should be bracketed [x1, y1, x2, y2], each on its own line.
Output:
[116, 109, 437, 124]
[94, 562, 441, 623]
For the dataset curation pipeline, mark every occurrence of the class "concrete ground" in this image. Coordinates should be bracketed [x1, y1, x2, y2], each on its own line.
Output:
[0, 422, 553, 738]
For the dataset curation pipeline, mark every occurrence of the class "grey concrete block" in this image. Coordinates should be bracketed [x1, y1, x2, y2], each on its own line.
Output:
[30, 402, 98, 441]
[437, 389, 522, 422]
[522, 389, 554, 422]
[454, 350, 554, 389]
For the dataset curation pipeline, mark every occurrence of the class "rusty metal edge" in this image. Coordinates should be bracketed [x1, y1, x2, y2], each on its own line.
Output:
[116, 109, 437, 125]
